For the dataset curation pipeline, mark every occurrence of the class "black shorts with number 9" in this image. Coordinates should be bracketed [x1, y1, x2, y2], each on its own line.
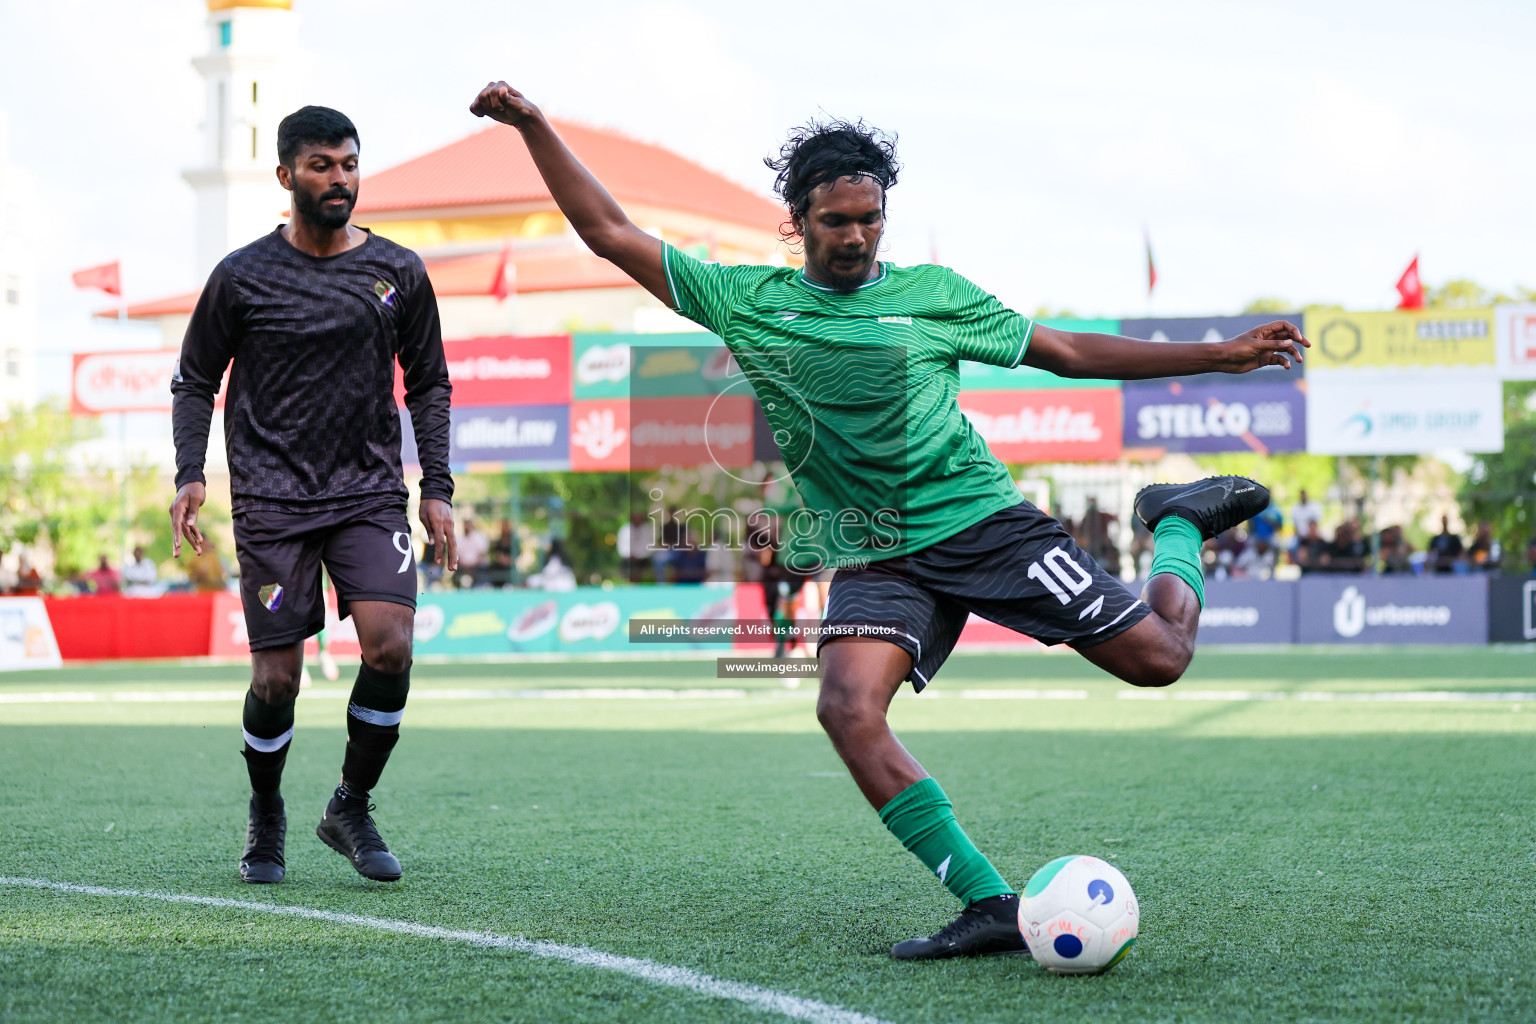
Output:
[819, 501, 1149, 690]
[233, 499, 417, 651]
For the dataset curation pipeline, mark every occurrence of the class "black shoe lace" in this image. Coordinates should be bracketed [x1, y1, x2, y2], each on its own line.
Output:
[931, 905, 991, 946]
[341, 801, 389, 854]
[247, 811, 284, 863]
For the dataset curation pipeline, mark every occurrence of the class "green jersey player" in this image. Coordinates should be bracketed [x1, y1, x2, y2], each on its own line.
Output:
[470, 81, 1307, 959]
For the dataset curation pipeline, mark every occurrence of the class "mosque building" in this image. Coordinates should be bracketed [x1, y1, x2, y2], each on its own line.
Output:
[113, 0, 794, 346]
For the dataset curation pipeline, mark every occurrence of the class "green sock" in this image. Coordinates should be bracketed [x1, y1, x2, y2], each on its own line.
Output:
[879, 777, 1014, 905]
[1149, 515, 1205, 607]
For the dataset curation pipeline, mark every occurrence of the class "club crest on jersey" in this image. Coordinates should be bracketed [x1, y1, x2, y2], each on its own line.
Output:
[373, 279, 398, 307]
[258, 583, 284, 612]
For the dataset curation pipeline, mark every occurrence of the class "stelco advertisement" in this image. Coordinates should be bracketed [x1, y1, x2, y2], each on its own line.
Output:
[1122, 380, 1305, 454]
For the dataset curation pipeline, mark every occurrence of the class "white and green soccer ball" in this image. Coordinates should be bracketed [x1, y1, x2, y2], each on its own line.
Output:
[1019, 855, 1138, 974]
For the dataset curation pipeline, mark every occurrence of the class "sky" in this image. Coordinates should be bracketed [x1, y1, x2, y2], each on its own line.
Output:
[3, 0, 1534, 396]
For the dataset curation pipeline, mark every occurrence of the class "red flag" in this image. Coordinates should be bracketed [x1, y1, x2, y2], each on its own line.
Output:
[1395, 255, 1424, 310]
[490, 242, 513, 302]
[72, 261, 121, 296]
[1145, 230, 1157, 295]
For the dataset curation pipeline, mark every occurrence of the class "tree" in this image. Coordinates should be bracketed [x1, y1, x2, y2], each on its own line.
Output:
[0, 401, 114, 578]
[1241, 297, 1296, 315]
[1424, 280, 1536, 310]
[1460, 382, 1536, 571]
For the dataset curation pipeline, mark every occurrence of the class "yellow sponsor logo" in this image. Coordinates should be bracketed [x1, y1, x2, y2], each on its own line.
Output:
[637, 350, 700, 378]
[1302, 309, 1495, 370]
[446, 610, 508, 639]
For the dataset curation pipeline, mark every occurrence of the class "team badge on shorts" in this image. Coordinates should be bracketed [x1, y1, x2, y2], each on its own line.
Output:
[258, 583, 284, 612]
[373, 279, 397, 307]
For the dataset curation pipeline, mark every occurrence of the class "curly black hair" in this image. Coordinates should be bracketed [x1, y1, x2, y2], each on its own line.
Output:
[764, 119, 899, 237]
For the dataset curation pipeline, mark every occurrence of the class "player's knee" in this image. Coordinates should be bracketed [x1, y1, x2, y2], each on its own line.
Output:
[1128, 649, 1189, 688]
[816, 677, 884, 737]
[363, 632, 412, 675]
[251, 663, 301, 703]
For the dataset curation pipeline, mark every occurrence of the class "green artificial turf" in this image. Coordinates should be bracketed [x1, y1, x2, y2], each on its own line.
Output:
[2, 648, 1533, 1023]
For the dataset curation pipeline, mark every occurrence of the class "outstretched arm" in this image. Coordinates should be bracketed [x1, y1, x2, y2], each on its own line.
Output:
[469, 81, 671, 306]
[1021, 320, 1309, 380]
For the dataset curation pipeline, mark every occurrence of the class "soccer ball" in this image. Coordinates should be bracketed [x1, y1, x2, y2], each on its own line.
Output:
[1019, 855, 1138, 975]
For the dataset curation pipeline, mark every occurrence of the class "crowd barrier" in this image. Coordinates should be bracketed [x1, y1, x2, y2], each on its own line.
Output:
[16, 576, 1534, 665]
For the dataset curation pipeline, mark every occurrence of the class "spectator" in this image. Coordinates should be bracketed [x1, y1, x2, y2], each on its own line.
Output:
[1234, 536, 1277, 580]
[1378, 525, 1414, 575]
[1293, 521, 1328, 574]
[1327, 520, 1368, 574]
[457, 515, 491, 587]
[186, 545, 227, 592]
[1428, 515, 1464, 574]
[1467, 521, 1501, 572]
[527, 538, 577, 591]
[1249, 502, 1283, 547]
[419, 537, 444, 589]
[617, 510, 651, 582]
[1129, 515, 1154, 578]
[489, 519, 519, 588]
[1081, 497, 1121, 576]
[13, 555, 43, 596]
[1289, 489, 1322, 544]
[1526, 535, 1536, 576]
[671, 529, 709, 584]
[122, 545, 159, 595]
[85, 554, 121, 595]
[743, 510, 776, 585]
[1210, 527, 1246, 579]
[651, 506, 683, 583]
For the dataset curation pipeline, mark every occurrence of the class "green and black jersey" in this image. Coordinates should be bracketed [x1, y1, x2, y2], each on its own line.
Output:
[664, 244, 1035, 567]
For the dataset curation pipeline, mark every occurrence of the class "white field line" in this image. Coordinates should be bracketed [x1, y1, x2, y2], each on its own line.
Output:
[0, 876, 894, 1024]
[1117, 690, 1536, 703]
[1, 687, 1533, 706]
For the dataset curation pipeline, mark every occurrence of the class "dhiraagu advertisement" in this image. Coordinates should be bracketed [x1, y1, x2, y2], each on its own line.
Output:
[413, 585, 738, 656]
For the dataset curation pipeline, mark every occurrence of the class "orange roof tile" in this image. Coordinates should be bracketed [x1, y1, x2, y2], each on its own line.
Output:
[95, 291, 203, 319]
[427, 248, 635, 296]
[354, 119, 784, 231]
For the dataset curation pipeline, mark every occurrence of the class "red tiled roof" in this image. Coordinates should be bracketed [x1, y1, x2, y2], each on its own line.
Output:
[98, 247, 637, 318]
[426, 248, 634, 295]
[99, 291, 203, 319]
[354, 119, 784, 231]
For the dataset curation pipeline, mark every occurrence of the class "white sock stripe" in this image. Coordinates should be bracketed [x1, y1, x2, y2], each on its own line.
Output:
[0, 876, 894, 1024]
[347, 703, 405, 727]
[241, 726, 292, 753]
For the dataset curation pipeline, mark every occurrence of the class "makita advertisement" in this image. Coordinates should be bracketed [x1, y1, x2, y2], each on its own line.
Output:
[958, 388, 1122, 463]
[1296, 577, 1489, 645]
[1123, 380, 1306, 454]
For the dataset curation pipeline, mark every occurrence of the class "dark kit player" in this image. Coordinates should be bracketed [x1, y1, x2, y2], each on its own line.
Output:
[170, 106, 457, 884]
[470, 80, 1307, 960]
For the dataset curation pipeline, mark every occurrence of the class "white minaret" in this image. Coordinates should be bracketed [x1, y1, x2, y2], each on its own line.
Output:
[0, 108, 39, 412]
[182, 0, 297, 280]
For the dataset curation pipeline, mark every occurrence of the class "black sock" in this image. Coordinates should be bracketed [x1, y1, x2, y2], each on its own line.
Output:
[241, 689, 294, 805]
[340, 661, 410, 797]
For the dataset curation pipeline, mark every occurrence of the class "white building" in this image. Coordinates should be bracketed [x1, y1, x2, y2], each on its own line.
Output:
[182, 0, 297, 281]
[0, 108, 39, 411]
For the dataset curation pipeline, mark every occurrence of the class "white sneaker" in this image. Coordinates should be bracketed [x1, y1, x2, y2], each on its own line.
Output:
[319, 649, 340, 682]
